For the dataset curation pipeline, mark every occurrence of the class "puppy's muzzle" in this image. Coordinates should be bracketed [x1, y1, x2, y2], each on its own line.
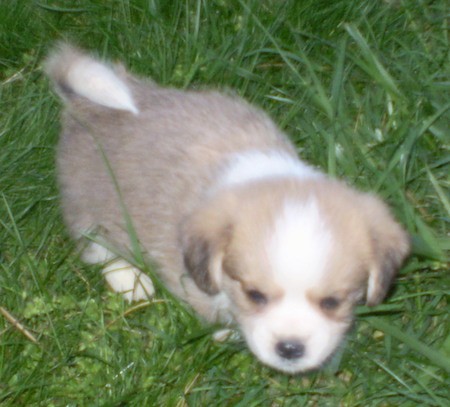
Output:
[276, 339, 305, 360]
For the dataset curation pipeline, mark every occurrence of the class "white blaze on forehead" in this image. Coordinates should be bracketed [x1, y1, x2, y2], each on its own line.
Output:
[237, 202, 340, 372]
[220, 150, 321, 188]
[269, 199, 333, 289]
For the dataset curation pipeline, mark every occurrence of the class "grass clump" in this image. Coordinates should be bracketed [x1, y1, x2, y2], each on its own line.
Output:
[1, 0, 448, 405]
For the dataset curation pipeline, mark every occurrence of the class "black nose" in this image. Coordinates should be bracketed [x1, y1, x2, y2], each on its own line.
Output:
[276, 340, 305, 360]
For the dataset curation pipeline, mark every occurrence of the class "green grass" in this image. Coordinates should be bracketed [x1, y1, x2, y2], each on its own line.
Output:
[1, 0, 449, 405]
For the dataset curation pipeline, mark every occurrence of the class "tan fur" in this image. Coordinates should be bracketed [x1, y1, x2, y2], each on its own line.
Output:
[47, 44, 410, 372]
[49, 45, 297, 319]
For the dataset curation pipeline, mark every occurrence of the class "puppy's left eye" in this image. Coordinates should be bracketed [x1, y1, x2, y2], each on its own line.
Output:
[246, 289, 268, 305]
[320, 296, 341, 310]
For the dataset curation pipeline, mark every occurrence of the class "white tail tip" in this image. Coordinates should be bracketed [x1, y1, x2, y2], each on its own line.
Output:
[46, 44, 139, 115]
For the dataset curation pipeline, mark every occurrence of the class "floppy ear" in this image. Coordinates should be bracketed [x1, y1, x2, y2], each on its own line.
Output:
[179, 192, 235, 295]
[362, 195, 411, 306]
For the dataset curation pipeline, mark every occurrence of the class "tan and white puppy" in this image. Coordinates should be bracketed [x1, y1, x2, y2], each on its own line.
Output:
[46, 44, 410, 373]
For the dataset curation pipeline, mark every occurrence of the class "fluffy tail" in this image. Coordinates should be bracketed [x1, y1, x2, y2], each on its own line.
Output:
[45, 43, 139, 115]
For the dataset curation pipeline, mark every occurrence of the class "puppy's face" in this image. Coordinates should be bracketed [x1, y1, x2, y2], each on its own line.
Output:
[182, 180, 410, 373]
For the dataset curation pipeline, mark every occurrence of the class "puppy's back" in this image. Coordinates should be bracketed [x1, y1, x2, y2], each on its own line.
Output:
[46, 43, 297, 277]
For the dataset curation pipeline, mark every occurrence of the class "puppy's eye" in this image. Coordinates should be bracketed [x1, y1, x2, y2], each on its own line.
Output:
[246, 289, 268, 305]
[320, 296, 341, 310]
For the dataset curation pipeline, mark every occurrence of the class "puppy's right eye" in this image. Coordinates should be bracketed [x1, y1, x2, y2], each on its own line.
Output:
[246, 289, 268, 305]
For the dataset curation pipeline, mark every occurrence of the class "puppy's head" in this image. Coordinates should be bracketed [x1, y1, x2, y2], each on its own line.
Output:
[181, 179, 410, 373]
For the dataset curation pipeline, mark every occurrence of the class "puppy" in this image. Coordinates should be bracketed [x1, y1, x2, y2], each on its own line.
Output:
[46, 44, 410, 373]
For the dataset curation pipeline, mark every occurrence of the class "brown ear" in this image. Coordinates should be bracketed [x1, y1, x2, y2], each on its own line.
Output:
[362, 195, 411, 306]
[180, 192, 235, 295]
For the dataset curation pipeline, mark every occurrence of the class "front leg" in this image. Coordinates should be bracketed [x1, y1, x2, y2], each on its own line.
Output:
[82, 242, 154, 302]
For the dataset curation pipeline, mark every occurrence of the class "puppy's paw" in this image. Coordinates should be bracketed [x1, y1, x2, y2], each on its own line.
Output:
[102, 259, 154, 302]
[213, 328, 240, 342]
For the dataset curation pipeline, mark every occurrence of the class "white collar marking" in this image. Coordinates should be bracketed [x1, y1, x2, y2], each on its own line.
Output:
[219, 150, 322, 188]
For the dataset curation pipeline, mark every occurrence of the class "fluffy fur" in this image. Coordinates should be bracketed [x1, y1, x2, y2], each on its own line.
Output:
[46, 44, 410, 373]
